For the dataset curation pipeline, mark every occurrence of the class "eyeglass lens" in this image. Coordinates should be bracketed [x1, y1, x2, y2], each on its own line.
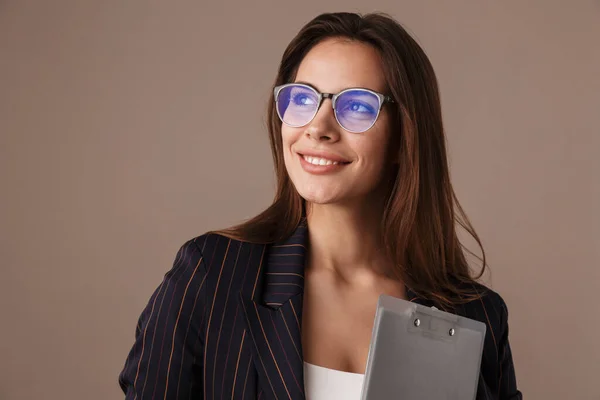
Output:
[276, 84, 381, 133]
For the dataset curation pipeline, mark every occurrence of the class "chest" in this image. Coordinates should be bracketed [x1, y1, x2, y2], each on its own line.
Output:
[299, 271, 405, 375]
[207, 282, 494, 400]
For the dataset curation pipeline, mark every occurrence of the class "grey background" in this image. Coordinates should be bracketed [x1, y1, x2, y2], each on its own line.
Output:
[1, 1, 599, 399]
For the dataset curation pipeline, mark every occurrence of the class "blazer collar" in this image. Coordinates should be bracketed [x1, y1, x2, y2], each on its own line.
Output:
[238, 221, 309, 400]
[260, 220, 309, 308]
[239, 220, 431, 400]
[257, 220, 431, 307]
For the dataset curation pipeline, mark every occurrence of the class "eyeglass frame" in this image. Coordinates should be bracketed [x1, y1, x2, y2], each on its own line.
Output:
[273, 82, 396, 133]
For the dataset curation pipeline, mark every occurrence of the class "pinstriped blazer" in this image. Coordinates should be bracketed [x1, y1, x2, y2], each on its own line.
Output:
[119, 221, 522, 399]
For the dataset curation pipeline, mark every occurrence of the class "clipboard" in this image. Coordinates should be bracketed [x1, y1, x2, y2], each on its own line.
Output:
[360, 294, 486, 400]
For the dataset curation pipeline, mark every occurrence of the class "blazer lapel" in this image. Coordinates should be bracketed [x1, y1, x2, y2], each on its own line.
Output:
[238, 219, 437, 400]
[239, 221, 308, 400]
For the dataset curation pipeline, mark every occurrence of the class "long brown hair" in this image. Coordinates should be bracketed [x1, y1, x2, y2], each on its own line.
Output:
[213, 12, 487, 308]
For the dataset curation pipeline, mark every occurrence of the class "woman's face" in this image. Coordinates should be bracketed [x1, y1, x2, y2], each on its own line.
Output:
[281, 38, 395, 207]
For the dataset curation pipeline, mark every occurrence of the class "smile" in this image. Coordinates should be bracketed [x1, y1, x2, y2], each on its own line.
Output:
[302, 155, 340, 166]
[297, 152, 351, 175]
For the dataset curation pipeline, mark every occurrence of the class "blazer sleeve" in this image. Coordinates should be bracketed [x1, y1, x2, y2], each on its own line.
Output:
[498, 300, 523, 400]
[119, 239, 209, 399]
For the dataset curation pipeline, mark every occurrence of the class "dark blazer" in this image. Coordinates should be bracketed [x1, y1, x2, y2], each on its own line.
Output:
[119, 222, 522, 399]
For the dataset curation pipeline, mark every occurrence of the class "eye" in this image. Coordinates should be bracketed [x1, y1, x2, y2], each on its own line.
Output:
[349, 102, 373, 113]
[292, 93, 316, 106]
[341, 100, 376, 115]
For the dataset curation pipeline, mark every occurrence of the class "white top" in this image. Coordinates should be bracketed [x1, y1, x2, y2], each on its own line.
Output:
[303, 361, 365, 400]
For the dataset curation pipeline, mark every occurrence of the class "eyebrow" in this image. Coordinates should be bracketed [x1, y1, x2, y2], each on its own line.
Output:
[293, 80, 321, 92]
[293, 80, 379, 94]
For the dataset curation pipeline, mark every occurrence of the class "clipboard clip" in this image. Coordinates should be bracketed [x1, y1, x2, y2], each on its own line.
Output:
[408, 306, 459, 342]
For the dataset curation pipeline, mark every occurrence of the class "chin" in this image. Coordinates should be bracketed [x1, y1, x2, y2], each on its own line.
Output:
[295, 186, 343, 205]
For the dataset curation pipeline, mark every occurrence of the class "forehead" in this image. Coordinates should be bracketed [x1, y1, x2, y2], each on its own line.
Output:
[294, 38, 387, 94]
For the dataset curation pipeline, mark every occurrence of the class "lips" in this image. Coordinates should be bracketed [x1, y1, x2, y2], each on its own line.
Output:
[301, 155, 344, 166]
[296, 150, 351, 164]
[296, 151, 351, 175]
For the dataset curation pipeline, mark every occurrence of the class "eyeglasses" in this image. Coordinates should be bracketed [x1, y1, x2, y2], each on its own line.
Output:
[273, 83, 395, 133]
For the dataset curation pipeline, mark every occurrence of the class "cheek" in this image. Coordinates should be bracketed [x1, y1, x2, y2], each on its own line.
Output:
[353, 133, 391, 170]
[281, 127, 301, 155]
[281, 125, 296, 160]
[281, 127, 302, 176]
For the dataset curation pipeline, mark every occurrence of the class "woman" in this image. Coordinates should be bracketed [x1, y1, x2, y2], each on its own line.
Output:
[119, 12, 522, 400]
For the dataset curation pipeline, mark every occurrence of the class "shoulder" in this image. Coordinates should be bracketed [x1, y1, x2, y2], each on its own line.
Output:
[457, 282, 512, 373]
[456, 282, 522, 397]
[184, 231, 266, 269]
[175, 231, 267, 296]
[173, 231, 243, 269]
[458, 282, 510, 337]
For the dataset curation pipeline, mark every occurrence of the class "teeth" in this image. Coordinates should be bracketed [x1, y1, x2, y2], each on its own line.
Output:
[303, 155, 340, 166]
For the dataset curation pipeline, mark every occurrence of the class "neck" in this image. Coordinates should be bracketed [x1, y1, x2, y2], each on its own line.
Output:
[305, 198, 393, 279]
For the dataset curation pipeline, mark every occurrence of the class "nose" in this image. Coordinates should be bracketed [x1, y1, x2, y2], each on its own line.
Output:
[304, 98, 341, 142]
